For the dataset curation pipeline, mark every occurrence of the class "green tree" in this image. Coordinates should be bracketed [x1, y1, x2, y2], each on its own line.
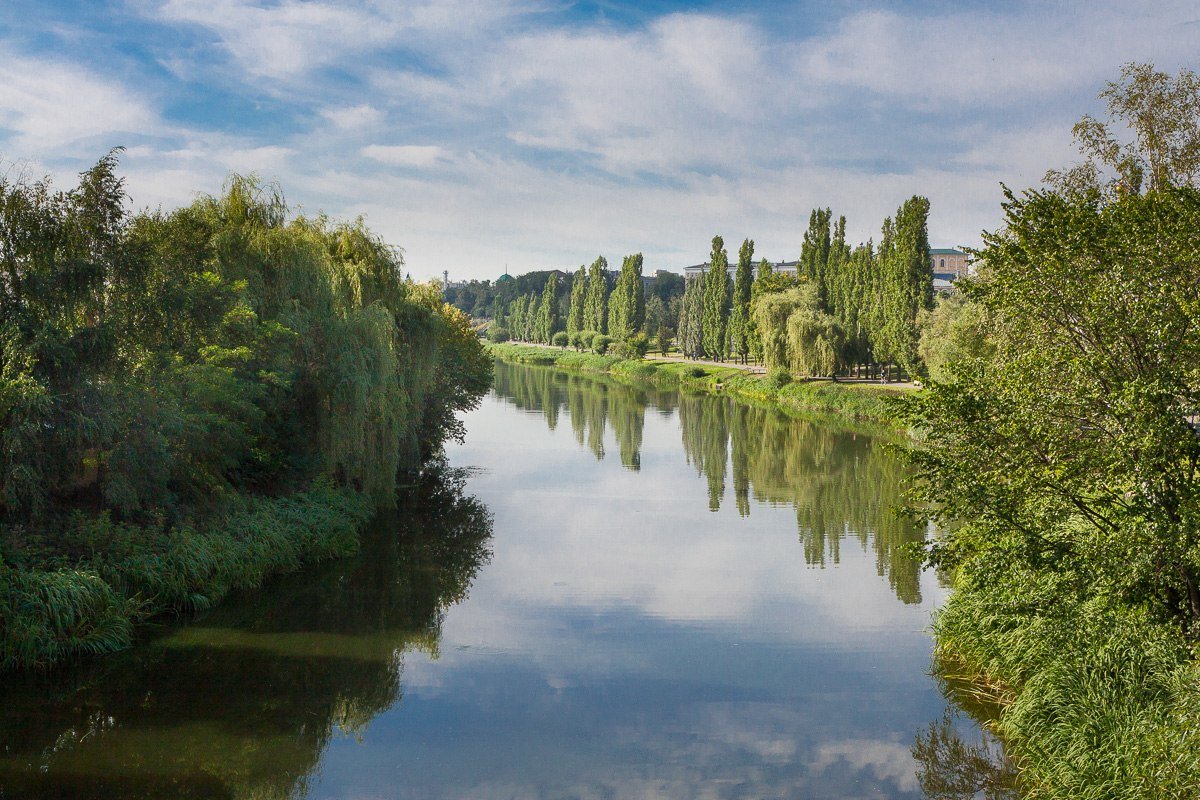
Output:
[917, 292, 995, 383]
[728, 238, 755, 363]
[678, 274, 705, 358]
[701, 236, 731, 361]
[608, 253, 644, 340]
[567, 264, 586, 333]
[535, 272, 560, 343]
[799, 208, 832, 308]
[583, 256, 609, 334]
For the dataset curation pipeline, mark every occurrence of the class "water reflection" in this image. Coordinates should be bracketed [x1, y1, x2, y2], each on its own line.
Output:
[912, 711, 1020, 800]
[0, 467, 492, 800]
[492, 360, 928, 604]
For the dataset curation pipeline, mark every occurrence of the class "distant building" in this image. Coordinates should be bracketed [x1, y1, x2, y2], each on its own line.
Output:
[931, 248, 969, 278]
[931, 247, 969, 294]
[682, 260, 798, 280]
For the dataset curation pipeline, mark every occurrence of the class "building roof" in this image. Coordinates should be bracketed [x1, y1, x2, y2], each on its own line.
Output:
[930, 247, 965, 255]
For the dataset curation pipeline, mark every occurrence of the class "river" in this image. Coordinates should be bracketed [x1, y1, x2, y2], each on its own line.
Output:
[0, 359, 1012, 799]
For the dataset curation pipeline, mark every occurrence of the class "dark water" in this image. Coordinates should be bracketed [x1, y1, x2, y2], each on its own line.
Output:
[0, 360, 1013, 799]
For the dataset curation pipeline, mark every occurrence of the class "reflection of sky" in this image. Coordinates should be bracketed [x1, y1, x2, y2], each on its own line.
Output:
[308, 388, 960, 799]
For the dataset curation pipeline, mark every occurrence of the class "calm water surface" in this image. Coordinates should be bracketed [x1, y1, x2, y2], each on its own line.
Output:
[0, 360, 1012, 799]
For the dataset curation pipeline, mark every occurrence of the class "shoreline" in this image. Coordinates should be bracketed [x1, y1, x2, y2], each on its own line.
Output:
[486, 342, 912, 433]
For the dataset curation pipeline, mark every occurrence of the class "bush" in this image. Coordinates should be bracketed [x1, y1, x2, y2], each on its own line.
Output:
[614, 333, 650, 359]
[578, 330, 597, 351]
[764, 368, 792, 390]
[551, 331, 568, 348]
[486, 323, 510, 343]
[593, 335, 613, 355]
[685, 366, 706, 379]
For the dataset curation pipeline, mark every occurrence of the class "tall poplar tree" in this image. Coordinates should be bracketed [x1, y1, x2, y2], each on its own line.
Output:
[536, 272, 560, 343]
[701, 236, 731, 361]
[728, 238, 755, 363]
[608, 253, 645, 340]
[678, 274, 705, 358]
[567, 265, 586, 334]
[800, 208, 833, 308]
[583, 256, 609, 334]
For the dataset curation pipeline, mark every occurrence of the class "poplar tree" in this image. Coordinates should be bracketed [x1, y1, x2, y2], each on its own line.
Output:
[728, 238, 755, 363]
[799, 208, 832, 308]
[701, 236, 731, 361]
[678, 274, 705, 358]
[608, 253, 644, 340]
[567, 265, 586, 334]
[583, 256, 608, 334]
[536, 273, 560, 343]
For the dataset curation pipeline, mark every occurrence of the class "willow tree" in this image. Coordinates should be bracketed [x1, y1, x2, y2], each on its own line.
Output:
[608, 253, 645, 341]
[701, 236, 731, 361]
[728, 238, 755, 363]
[583, 256, 609, 334]
[567, 265, 586, 333]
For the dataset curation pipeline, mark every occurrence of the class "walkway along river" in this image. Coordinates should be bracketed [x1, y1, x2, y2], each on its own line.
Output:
[0, 359, 1014, 798]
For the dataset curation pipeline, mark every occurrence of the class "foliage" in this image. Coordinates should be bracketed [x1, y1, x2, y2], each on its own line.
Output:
[567, 264, 587, 333]
[552, 331, 569, 348]
[727, 239, 755, 363]
[917, 291, 995, 383]
[592, 335, 613, 355]
[608, 253, 645, 341]
[613, 333, 649, 359]
[583, 256, 609, 334]
[678, 273, 705, 359]
[656, 326, 673, 356]
[701, 236, 731, 361]
[1046, 63, 1200, 196]
[0, 157, 491, 669]
[486, 322, 510, 342]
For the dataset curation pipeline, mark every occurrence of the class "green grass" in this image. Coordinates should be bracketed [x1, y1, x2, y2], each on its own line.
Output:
[933, 564, 1200, 799]
[0, 482, 370, 671]
[487, 342, 906, 429]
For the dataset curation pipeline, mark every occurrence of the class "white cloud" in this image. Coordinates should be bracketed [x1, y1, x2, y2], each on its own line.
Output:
[320, 103, 385, 131]
[0, 45, 159, 154]
[361, 143, 448, 168]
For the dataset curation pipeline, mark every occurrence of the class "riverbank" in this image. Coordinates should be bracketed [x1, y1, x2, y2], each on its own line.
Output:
[0, 483, 371, 670]
[487, 342, 910, 430]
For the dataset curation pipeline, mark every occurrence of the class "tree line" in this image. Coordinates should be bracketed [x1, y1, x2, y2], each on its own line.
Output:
[492, 197, 933, 381]
[0, 154, 492, 668]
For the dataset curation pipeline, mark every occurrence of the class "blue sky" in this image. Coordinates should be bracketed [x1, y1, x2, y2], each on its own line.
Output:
[2, 1, 1197, 280]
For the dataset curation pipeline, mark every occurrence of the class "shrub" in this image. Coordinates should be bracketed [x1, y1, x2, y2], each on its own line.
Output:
[486, 323, 510, 343]
[593, 335, 613, 355]
[551, 331, 568, 348]
[685, 366, 706, 379]
[578, 330, 597, 351]
[614, 334, 650, 359]
[764, 368, 792, 390]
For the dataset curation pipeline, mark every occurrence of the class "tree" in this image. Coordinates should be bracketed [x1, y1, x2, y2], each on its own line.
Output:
[644, 295, 667, 337]
[608, 253, 644, 341]
[678, 273, 705, 358]
[751, 285, 844, 377]
[799, 208, 832, 308]
[701, 236, 731, 361]
[1047, 63, 1200, 196]
[567, 264, 586, 333]
[874, 197, 931, 374]
[535, 272, 560, 343]
[728, 239, 755, 363]
[583, 256, 609, 334]
[917, 292, 995, 383]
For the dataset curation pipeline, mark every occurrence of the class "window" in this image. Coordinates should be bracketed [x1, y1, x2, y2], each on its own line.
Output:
[939, 258, 945, 269]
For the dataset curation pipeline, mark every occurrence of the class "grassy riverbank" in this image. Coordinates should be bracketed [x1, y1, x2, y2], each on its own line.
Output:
[487, 343, 908, 429]
[0, 484, 369, 670]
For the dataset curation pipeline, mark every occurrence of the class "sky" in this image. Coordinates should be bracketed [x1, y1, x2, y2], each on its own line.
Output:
[1, 1, 1197, 281]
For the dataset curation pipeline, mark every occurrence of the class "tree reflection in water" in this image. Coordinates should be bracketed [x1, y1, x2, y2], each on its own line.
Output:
[0, 465, 492, 800]
[912, 710, 1020, 800]
[492, 360, 928, 605]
